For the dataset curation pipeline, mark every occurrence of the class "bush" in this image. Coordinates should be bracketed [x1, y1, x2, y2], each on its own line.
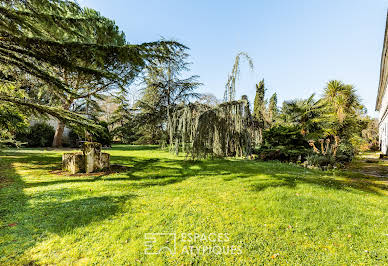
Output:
[306, 153, 337, 169]
[256, 125, 309, 162]
[68, 129, 80, 148]
[256, 148, 306, 162]
[305, 140, 355, 169]
[368, 141, 380, 152]
[336, 141, 355, 163]
[17, 122, 55, 147]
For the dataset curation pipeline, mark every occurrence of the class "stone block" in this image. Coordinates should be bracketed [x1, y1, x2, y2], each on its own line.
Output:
[62, 142, 110, 174]
[62, 152, 85, 174]
[83, 142, 102, 173]
[100, 153, 110, 169]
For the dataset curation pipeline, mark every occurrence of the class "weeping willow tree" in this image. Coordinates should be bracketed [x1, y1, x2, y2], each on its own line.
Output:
[169, 96, 258, 159]
[223, 52, 254, 102]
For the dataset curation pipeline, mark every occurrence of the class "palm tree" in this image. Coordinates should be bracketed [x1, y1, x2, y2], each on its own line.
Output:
[323, 80, 364, 138]
[281, 94, 326, 137]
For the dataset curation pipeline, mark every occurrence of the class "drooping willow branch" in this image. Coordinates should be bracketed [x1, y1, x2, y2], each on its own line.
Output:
[169, 96, 260, 159]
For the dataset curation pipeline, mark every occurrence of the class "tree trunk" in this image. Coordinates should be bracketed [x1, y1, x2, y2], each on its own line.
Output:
[52, 120, 65, 148]
[52, 101, 72, 148]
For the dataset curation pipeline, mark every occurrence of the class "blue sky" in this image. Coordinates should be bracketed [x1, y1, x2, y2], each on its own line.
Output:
[79, 0, 387, 116]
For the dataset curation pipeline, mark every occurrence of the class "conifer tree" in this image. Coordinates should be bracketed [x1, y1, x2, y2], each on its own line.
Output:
[137, 48, 201, 145]
[224, 52, 253, 102]
[0, 0, 185, 138]
[253, 79, 266, 141]
[268, 92, 278, 125]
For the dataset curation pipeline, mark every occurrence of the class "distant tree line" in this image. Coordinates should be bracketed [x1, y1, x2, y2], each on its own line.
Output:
[0, 1, 378, 166]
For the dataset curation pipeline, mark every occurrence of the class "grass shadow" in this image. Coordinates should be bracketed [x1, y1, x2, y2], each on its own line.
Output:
[109, 145, 160, 151]
[0, 155, 136, 264]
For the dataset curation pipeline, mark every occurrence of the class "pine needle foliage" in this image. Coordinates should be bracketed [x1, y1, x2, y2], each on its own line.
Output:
[268, 92, 278, 124]
[0, 0, 185, 128]
[253, 79, 266, 125]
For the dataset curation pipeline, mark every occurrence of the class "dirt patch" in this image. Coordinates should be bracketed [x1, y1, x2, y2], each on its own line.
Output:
[49, 164, 130, 177]
[348, 161, 388, 178]
[0, 176, 13, 189]
[344, 153, 388, 178]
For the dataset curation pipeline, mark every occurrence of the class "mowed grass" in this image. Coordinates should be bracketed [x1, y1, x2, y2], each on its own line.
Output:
[0, 145, 387, 265]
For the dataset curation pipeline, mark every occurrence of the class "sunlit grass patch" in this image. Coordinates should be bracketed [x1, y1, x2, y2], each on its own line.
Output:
[0, 145, 387, 265]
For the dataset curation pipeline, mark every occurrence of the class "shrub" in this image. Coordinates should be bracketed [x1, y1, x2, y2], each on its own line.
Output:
[17, 122, 55, 147]
[306, 153, 337, 169]
[68, 129, 80, 148]
[305, 140, 355, 169]
[256, 148, 305, 162]
[336, 141, 355, 163]
[368, 141, 380, 152]
[256, 125, 309, 162]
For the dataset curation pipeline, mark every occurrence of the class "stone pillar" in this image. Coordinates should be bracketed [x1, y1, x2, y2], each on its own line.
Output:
[100, 152, 110, 169]
[82, 142, 102, 173]
[62, 142, 110, 174]
[62, 152, 85, 174]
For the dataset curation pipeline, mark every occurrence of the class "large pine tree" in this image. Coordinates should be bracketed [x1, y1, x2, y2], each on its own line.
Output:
[0, 0, 185, 140]
[136, 48, 201, 145]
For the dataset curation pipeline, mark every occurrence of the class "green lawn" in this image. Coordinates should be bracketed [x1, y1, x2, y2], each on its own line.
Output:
[0, 145, 387, 265]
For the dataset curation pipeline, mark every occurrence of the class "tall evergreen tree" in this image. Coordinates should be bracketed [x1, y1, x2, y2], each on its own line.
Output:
[253, 79, 266, 141]
[48, 9, 128, 147]
[0, 0, 185, 138]
[108, 92, 139, 144]
[253, 80, 265, 121]
[137, 48, 201, 145]
[268, 92, 278, 125]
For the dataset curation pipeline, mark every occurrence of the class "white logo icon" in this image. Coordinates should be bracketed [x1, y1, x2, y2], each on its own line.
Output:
[144, 233, 176, 255]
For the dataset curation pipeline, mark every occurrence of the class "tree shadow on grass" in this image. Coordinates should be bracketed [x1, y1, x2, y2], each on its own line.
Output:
[2, 151, 62, 172]
[250, 168, 388, 195]
[22, 153, 225, 189]
[0, 156, 136, 264]
[23, 157, 161, 188]
[109, 145, 160, 151]
[1, 147, 387, 263]
[27, 194, 136, 235]
[3, 147, 387, 203]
